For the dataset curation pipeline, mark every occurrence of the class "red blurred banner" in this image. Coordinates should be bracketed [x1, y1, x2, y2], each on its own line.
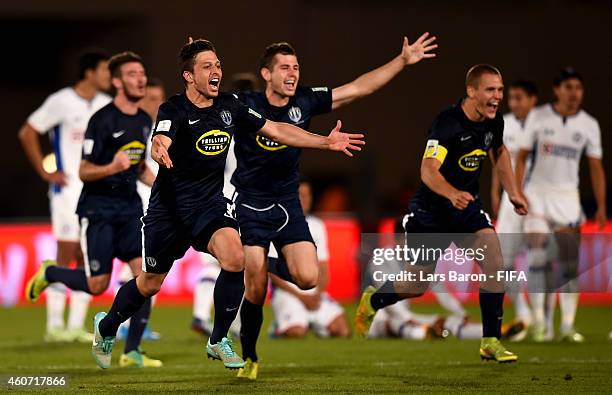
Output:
[0, 220, 609, 306]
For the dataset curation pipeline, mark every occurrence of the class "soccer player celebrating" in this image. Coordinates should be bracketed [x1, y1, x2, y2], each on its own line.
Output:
[234, 34, 437, 379]
[515, 68, 606, 342]
[355, 64, 528, 363]
[19, 50, 111, 343]
[490, 80, 539, 340]
[25, 52, 160, 368]
[86, 39, 363, 370]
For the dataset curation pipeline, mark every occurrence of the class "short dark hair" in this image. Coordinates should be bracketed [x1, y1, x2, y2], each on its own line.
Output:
[509, 80, 538, 97]
[553, 67, 583, 87]
[146, 77, 164, 89]
[179, 39, 216, 84]
[108, 51, 144, 78]
[77, 50, 109, 80]
[260, 42, 296, 70]
[465, 64, 501, 87]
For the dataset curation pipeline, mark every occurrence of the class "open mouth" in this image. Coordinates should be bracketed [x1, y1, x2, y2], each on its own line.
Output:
[284, 79, 296, 89]
[486, 101, 499, 112]
[209, 77, 220, 90]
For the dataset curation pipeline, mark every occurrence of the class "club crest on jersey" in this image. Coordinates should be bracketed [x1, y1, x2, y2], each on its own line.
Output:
[220, 110, 232, 126]
[484, 132, 494, 148]
[458, 149, 487, 171]
[118, 141, 146, 165]
[256, 134, 287, 151]
[288, 106, 302, 123]
[572, 132, 582, 143]
[196, 130, 231, 156]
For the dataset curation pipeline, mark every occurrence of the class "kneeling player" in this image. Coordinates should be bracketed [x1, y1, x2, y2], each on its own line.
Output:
[355, 64, 528, 363]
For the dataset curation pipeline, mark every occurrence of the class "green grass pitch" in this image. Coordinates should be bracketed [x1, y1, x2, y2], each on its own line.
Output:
[0, 304, 610, 393]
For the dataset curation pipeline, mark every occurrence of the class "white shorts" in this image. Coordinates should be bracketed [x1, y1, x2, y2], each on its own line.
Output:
[496, 192, 525, 265]
[271, 288, 344, 337]
[524, 186, 583, 233]
[50, 185, 81, 242]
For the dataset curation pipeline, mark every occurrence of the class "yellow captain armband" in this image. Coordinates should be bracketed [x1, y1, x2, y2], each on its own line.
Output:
[423, 139, 448, 164]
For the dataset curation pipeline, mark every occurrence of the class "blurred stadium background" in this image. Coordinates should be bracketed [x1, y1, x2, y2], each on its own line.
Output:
[0, 1, 610, 392]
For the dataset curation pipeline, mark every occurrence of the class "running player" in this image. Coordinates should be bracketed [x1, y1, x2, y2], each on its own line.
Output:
[25, 51, 160, 367]
[86, 39, 364, 370]
[236, 33, 437, 379]
[18, 50, 111, 342]
[355, 64, 528, 363]
[266, 182, 350, 341]
[490, 80, 538, 341]
[515, 68, 606, 342]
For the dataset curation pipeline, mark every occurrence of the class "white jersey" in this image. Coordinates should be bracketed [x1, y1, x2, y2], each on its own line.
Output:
[27, 87, 111, 190]
[520, 103, 602, 191]
[502, 112, 526, 170]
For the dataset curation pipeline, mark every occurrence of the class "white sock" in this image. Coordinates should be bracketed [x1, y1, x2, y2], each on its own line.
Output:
[46, 283, 66, 332]
[67, 290, 92, 330]
[559, 291, 579, 333]
[514, 292, 532, 325]
[458, 323, 483, 339]
[193, 278, 216, 321]
[527, 247, 547, 327]
[544, 292, 556, 337]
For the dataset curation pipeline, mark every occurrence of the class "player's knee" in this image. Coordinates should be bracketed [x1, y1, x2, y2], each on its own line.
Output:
[329, 317, 351, 338]
[87, 277, 110, 296]
[294, 269, 318, 290]
[283, 326, 308, 338]
[219, 249, 245, 273]
[137, 273, 164, 297]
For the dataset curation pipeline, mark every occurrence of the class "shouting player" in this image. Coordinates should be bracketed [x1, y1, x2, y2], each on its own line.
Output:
[19, 50, 111, 342]
[235, 34, 437, 380]
[88, 39, 363, 370]
[26, 52, 160, 367]
[515, 68, 606, 342]
[355, 64, 528, 363]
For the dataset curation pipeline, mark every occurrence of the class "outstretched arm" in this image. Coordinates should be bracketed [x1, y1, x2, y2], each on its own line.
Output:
[490, 145, 528, 215]
[331, 33, 437, 110]
[259, 119, 365, 157]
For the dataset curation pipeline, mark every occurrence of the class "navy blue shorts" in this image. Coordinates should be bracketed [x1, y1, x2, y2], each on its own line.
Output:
[235, 193, 314, 253]
[142, 195, 239, 274]
[402, 198, 494, 266]
[79, 212, 142, 277]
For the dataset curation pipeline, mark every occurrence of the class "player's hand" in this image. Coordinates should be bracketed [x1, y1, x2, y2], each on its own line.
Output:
[300, 292, 322, 311]
[187, 36, 194, 44]
[42, 170, 67, 186]
[153, 141, 173, 169]
[595, 206, 607, 230]
[449, 190, 474, 210]
[509, 193, 529, 216]
[400, 33, 438, 66]
[327, 120, 365, 157]
[111, 151, 131, 174]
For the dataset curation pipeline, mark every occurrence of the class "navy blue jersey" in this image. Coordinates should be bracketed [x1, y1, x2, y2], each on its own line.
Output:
[413, 100, 504, 209]
[149, 92, 266, 217]
[232, 86, 333, 199]
[77, 103, 150, 215]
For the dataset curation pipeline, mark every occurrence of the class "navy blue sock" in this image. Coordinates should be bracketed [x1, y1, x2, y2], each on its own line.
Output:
[370, 281, 402, 310]
[124, 297, 152, 353]
[479, 291, 504, 338]
[210, 269, 244, 344]
[239, 298, 263, 362]
[45, 266, 90, 293]
[267, 257, 296, 285]
[99, 279, 146, 338]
